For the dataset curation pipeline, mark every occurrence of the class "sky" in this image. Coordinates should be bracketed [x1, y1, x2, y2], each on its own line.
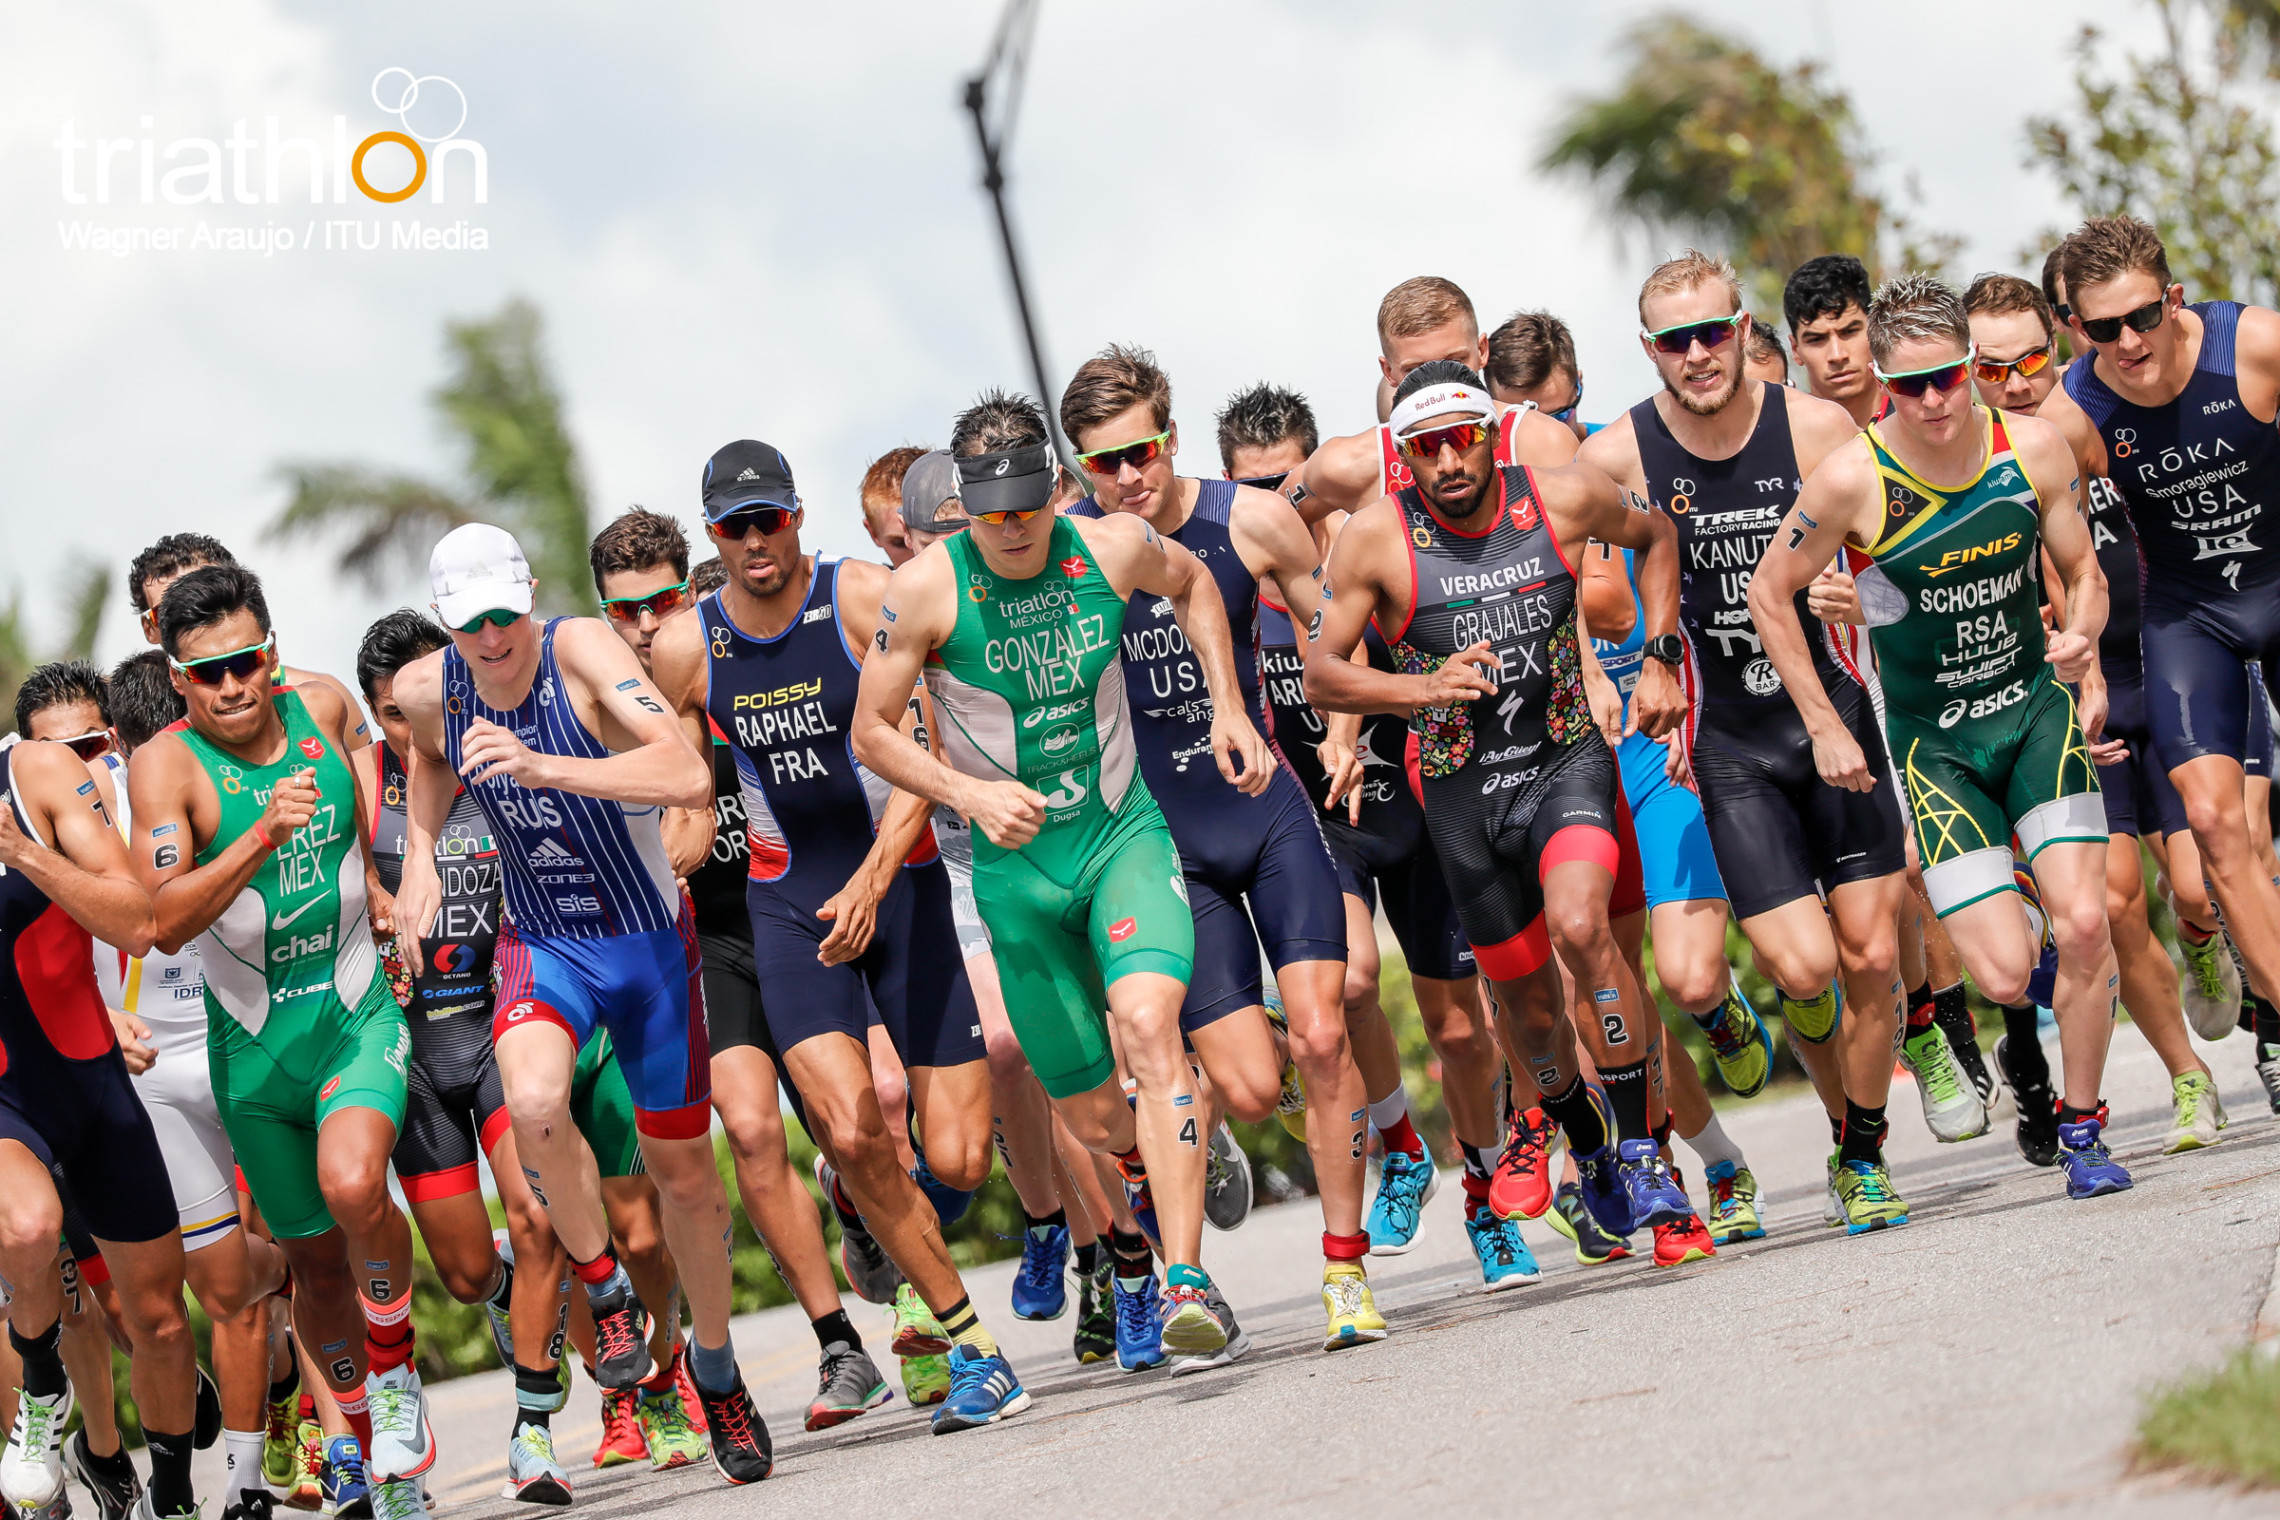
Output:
[2, 0, 2161, 691]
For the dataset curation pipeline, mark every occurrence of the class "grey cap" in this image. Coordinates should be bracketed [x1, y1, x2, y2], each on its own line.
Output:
[899, 450, 967, 533]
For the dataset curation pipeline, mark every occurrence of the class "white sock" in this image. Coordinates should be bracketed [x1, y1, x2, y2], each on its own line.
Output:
[1366, 1085, 1410, 1134]
[1682, 1111, 1746, 1173]
[223, 1427, 265, 1498]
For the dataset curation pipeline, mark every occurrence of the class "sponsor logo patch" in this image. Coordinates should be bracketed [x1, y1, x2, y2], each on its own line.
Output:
[1108, 917, 1137, 942]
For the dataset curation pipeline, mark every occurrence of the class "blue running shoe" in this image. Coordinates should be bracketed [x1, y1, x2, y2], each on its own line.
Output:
[1111, 1273, 1165, 1373]
[1572, 1143, 1635, 1239]
[2058, 1118, 2133, 1199]
[929, 1345, 1030, 1434]
[1365, 1148, 1438, 1255]
[1114, 1153, 1161, 1251]
[1009, 1223, 1070, 1321]
[1463, 1210, 1541, 1291]
[1617, 1138, 1693, 1229]
[321, 1437, 369, 1520]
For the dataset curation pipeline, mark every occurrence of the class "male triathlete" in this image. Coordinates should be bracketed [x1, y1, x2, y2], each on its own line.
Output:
[1756, 273, 2130, 1201]
[125, 564, 426, 1514]
[1785, 256, 1879, 431]
[1578, 251, 1935, 1234]
[387, 525, 771, 1484]
[1484, 311, 1588, 440]
[652, 446, 1021, 1431]
[1744, 322, 1791, 387]
[850, 407, 1275, 1369]
[2040, 215, 2280, 1106]
[1308, 362, 1705, 1246]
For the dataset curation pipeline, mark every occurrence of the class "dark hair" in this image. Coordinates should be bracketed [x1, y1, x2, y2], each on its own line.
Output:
[1485, 310, 1579, 395]
[2039, 241, 2070, 314]
[1390, 360, 1486, 407]
[1214, 384, 1319, 472]
[1060, 343, 1173, 445]
[1963, 272, 2054, 342]
[1744, 319, 1787, 375]
[1783, 254, 1872, 335]
[156, 563, 270, 657]
[128, 533, 235, 614]
[107, 651, 184, 752]
[589, 506, 689, 592]
[690, 557, 728, 596]
[950, 389, 1051, 459]
[14, 660, 108, 740]
[2060, 215, 2173, 305]
[355, 609, 450, 705]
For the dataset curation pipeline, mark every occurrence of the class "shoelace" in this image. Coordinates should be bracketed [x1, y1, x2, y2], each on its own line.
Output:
[265, 1398, 294, 1446]
[1377, 1159, 1425, 1233]
[369, 1479, 421, 1520]
[1913, 1033, 1965, 1104]
[1842, 1161, 1896, 1204]
[815, 1349, 864, 1398]
[644, 1385, 698, 1442]
[1324, 1274, 1368, 1316]
[300, 1437, 328, 1490]
[513, 1425, 559, 1472]
[705, 1388, 761, 1453]
[2186, 936, 2230, 997]
[1114, 1282, 1156, 1341]
[1704, 997, 1751, 1058]
[369, 1382, 409, 1439]
[595, 1304, 645, 1367]
[1017, 1233, 1060, 1290]
[16, 1393, 61, 1459]
[601, 1389, 643, 1447]
[1163, 1283, 1209, 1318]
[1497, 1122, 1544, 1179]
[1479, 1218, 1521, 1267]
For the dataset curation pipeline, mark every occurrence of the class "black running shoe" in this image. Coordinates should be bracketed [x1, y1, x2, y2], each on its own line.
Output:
[1072, 1260, 1115, 1365]
[63, 1430, 140, 1520]
[585, 1272, 653, 1389]
[194, 1367, 222, 1451]
[692, 1375, 773, 1485]
[221, 1490, 275, 1520]
[1996, 1036, 2059, 1167]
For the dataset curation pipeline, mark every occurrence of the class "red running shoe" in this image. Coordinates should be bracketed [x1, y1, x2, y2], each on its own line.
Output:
[1652, 1211, 1716, 1268]
[1488, 1107, 1556, 1221]
[592, 1386, 648, 1469]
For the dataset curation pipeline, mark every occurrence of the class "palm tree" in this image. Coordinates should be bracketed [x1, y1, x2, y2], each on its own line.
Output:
[0, 557, 111, 733]
[1539, 16, 1956, 312]
[269, 297, 595, 615]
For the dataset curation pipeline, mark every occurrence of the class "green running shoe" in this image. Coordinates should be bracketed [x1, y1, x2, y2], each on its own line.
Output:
[889, 1282, 950, 1358]
[261, 1391, 300, 1492]
[636, 1381, 706, 1470]
[1832, 1156, 1909, 1234]
[1545, 1181, 1631, 1265]
[1778, 983, 1841, 1044]
[1899, 1024, 1989, 1143]
[2178, 927, 2241, 1040]
[2164, 1070, 2227, 1153]
[900, 1352, 950, 1407]
[1702, 1159, 1763, 1243]
[1693, 976, 1774, 1098]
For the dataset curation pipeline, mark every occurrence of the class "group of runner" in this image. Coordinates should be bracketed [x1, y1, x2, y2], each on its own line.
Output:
[5, 213, 2280, 1519]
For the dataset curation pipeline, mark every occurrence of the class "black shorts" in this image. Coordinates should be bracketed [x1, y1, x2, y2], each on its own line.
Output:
[393, 1039, 508, 1203]
[0, 1050, 177, 1245]
[2141, 588, 2280, 770]
[1322, 808, 1474, 983]
[1691, 682, 1907, 920]
[749, 861, 984, 1071]
[1175, 769, 1350, 1031]
[2098, 670, 2191, 840]
[698, 928, 771, 1057]
[1419, 740, 1645, 984]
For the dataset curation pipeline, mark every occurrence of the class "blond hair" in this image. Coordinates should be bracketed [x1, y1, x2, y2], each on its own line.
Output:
[1637, 249, 1743, 328]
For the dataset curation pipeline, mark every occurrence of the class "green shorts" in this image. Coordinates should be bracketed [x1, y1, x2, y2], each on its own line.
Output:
[973, 803, 1194, 1100]
[572, 1029, 644, 1179]
[1893, 675, 2106, 917]
[209, 978, 410, 1240]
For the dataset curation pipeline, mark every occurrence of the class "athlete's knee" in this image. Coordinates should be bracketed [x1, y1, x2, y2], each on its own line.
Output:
[925, 1131, 992, 1193]
[0, 1189, 63, 1261]
[1753, 938, 1838, 1000]
[430, 1251, 496, 1306]
[279, 1240, 352, 1304]
[1830, 916, 1898, 987]
[1544, 900, 1614, 967]
[869, 1066, 908, 1123]
[805, 1097, 893, 1176]
[1657, 953, 1726, 1015]
[717, 1099, 788, 1172]
[1286, 1013, 1353, 1078]
[2050, 893, 2111, 967]
[983, 1020, 1032, 1083]
[1213, 1064, 1280, 1126]
[500, 1063, 575, 1133]
[315, 1152, 393, 1232]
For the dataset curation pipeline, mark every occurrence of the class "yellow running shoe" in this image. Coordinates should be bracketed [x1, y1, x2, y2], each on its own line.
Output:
[1778, 984, 1840, 1044]
[1695, 976, 1774, 1098]
[261, 1392, 300, 1493]
[286, 1421, 325, 1511]
[1320, 1262, 1387, 1351]
[900, 1352, 950, 1406]
[1265, 996, 1306, 1140]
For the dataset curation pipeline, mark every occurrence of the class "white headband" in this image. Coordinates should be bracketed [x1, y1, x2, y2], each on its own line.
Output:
[1388, 381, 1496, 439]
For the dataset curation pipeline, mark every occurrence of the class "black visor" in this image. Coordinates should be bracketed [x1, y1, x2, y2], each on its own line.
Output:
[956, 444, 1056, 516]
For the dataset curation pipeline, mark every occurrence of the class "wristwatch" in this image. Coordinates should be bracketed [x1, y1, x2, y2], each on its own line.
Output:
[1643, 633, 1685, 665]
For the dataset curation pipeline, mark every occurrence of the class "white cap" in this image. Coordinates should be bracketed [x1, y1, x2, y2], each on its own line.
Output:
[1387, 380, 1496, 440]
[430, 523, 536, 628]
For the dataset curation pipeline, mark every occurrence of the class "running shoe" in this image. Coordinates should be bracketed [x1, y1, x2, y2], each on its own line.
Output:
[1615, 1138, 1692, 1229]
[1365, 1146, 1438, 1254]
[899, 1353, 949, 1407]
[222, 1489, 274, 1520]
[1821, 1155, 1843, 1227]
[502, 1423, 570, 1507]
[1945, 1022, 1999, 1110]
[673, 1348, 708, 1435]
[690, 1374, 773, 1484]
[1488, 1107, 1555, 1221]
[1009, 1222, 1070, 1320]
[195, 1365, 223, 1451]
[2178, 925, 2241, 1039]
[1160, 1281, 1231, 1358]
[637, 1375, 706, 1470]
[1112, 1149, 1161, 1250]
[814, 1156, 903, 1305]
[1320, 1262, 1388, 1350]
[2258, 1040, 2280, 1115]
[890, 1282, 951, 1358]
[1899, 1024, 1989, 1142]
[1073, 1260, 1115, 1365]
[2058, 1117, 2134, 1199]
[1702, 1159, 1764, 1244]
[1546, 1182, 1632, 1265]
[1696, 976, 1774, 1098]
[129, 1494, 196, 1520]
[1831, 1156, 1909, 1233]
[319, 1437, 367, 1520]
[803, 1343, 889, 1431]
[1463, 1210, 1541, 1290]
[2165, 1070, 2227, 1153]
[20, 1490, 72, 1520]
[1265, 994, 1307, 1140]
[1652, 1209, 1716, 1267]
[363, 1364, 435, 1482]
[1167, 1284, 1251, 1374]
[930, 1345, 1030, 1434]
[1112, 1274, 1166, 1373]
[1573, 1142, 1636, 1239]
[2, 1380, 72, 1507]
[1204, 1123, 1254, 1231]
[484, 1229, 516, 1370]
[261, 1389, 300, 1494]
[62, 1432, 139, 1520]
[583, 1270, 653, 1389]
[364, 1477, 421, 1520]
[2014, 865, 2060, 1010]
[285, 1424, 324, 1512]
[1996, 1035, 2060, 1167]
[1777, 983, 1841, 1044]
[590, 1389, 646, 1469]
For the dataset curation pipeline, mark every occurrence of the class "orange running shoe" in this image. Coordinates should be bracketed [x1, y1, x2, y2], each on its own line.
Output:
[1488, 1107, 1556, 1221]
[591, 1385, 648, 1469]
[1652, 1211, 1716, 1268]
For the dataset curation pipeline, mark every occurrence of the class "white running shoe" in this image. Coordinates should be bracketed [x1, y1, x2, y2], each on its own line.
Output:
[1, 1379, 73, 1507]
[2163, 1071, 2227, 1153]
[2178, 927, 2241, 1040]
[1899, 1024, 1989, 1142]
[364, 1364, 435, 1483]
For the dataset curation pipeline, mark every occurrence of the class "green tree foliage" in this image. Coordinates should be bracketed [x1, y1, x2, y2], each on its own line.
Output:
[270, 298, 595, 615]
[1539, 15, 1959, 314]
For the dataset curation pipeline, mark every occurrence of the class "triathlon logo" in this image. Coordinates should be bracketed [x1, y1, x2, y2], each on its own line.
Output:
[968, 574, 990, 602]
[1668, 477, 1695, 514]
[217, 762, 245, 796]
[352, 70, 472, 203]
[710, 623, 733, 659]
[2111, 426, 2136, 460]
[1411, 522, 1434, 548]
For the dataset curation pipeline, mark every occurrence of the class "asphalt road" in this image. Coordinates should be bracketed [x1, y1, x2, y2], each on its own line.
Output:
[189, 1023, 2280, 1519]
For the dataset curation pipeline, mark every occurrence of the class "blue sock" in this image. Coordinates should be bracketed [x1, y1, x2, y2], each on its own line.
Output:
[686, 1335, 738, 1395]
[911, 1152, 974, 1227]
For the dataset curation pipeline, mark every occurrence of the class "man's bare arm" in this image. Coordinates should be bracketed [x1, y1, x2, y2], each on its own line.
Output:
[1747, 440, 1884, 789]
[1303, 504, 1496, 717]
[1, 743, 154, 955]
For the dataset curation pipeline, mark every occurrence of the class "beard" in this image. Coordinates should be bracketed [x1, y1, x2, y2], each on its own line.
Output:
[1666, 360, 1744, 417]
